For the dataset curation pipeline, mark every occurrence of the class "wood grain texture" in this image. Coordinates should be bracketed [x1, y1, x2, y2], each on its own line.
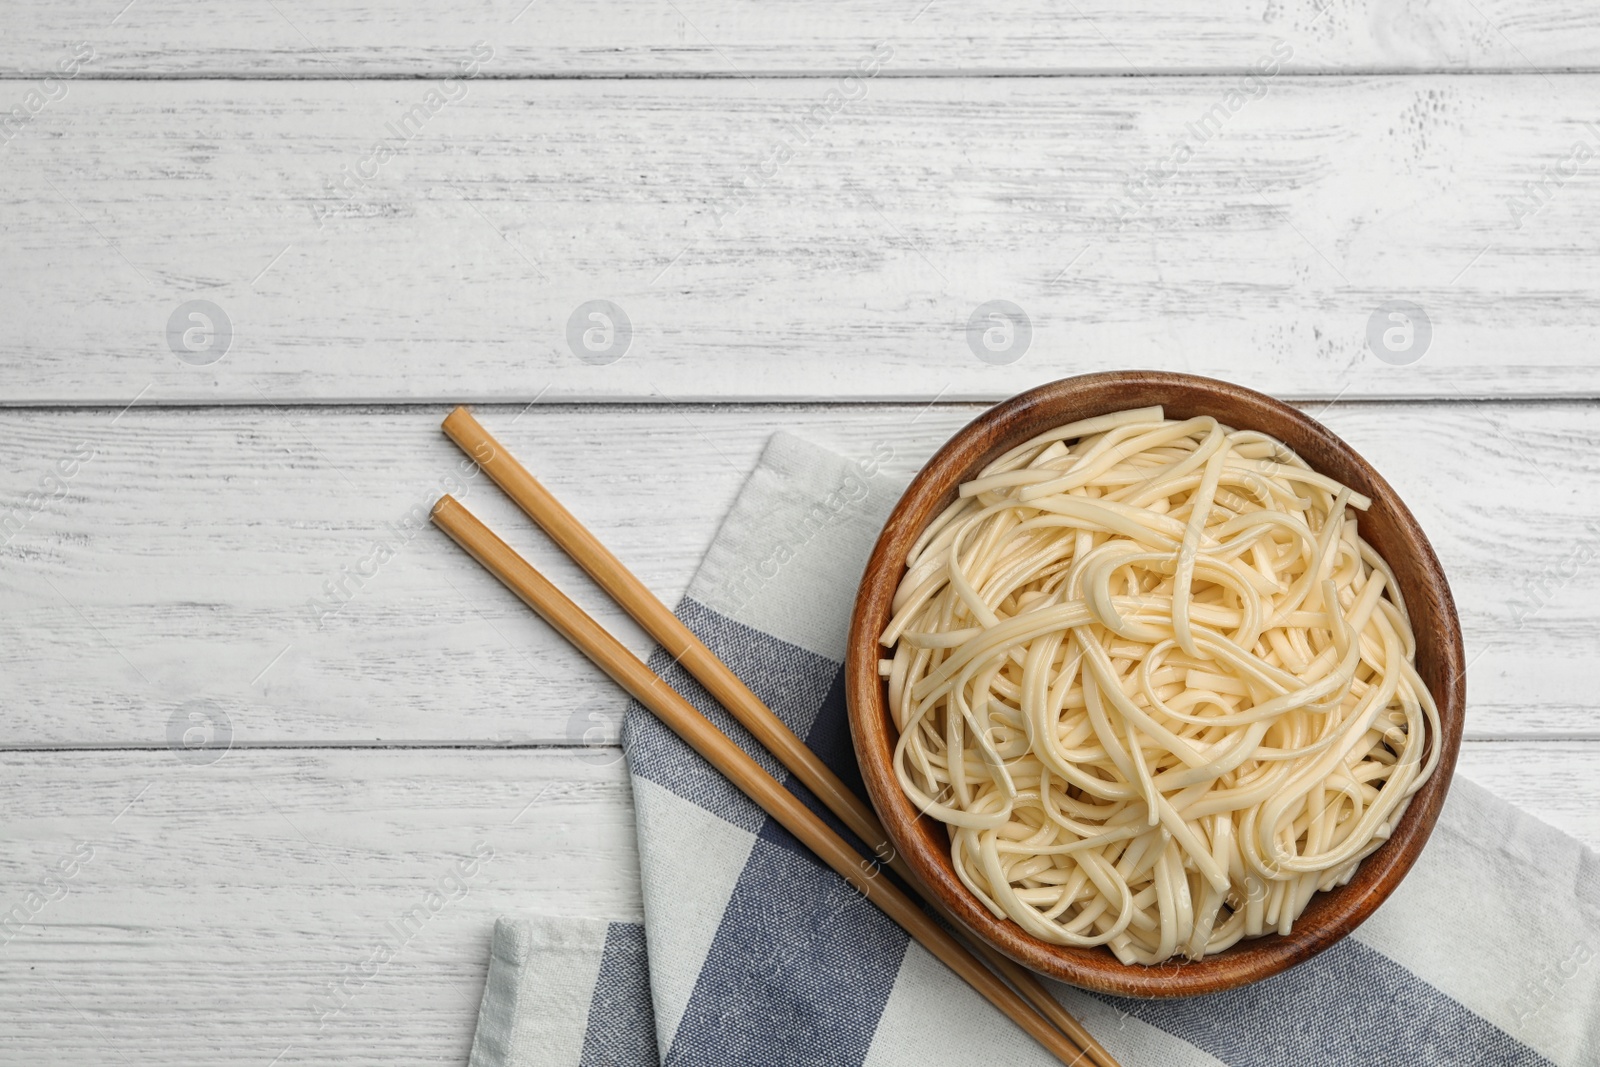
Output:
[0, 748, 638, 1066]
[1, 401, 1594, 745]
[5, 0, 1600, 76]
[0, 742, 1588, 1065]
[1455, 742, 1600, 848]
[4, 77, 1600, 404]
[0, 5, 1593, 1051]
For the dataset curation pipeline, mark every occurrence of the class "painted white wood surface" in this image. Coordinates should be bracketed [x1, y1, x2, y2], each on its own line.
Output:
[0, 749, 639, 1066]
[3, 3, 1599, 1059]
[4, 77, 1600, 404]
[0, 743, 1591, 1064]
[5, 0, 1600, 76]
[2, 402, 1595, 746]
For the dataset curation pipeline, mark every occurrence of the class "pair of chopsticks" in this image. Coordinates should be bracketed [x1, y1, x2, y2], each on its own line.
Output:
[431, 407, 1119, 1067]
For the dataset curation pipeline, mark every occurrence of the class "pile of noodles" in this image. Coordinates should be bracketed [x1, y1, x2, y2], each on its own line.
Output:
[878, 407, 1440, 964]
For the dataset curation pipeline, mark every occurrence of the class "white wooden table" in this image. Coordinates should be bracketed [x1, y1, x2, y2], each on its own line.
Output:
[2, 4, 1598, 1062]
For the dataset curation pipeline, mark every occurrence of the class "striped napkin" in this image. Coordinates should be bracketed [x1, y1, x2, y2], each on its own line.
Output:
[467, 431, 1599, 1067]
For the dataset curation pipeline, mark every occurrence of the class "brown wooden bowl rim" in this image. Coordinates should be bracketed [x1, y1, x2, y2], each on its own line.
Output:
[845, 371, 1465, 998]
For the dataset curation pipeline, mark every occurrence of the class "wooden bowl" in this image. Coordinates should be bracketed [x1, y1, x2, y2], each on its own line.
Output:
[846, 371, 1464, 998]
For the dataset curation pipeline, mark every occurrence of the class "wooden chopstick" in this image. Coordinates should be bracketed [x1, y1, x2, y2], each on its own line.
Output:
[431, 494, 1092, 1067]
[442, 406, 1120, 1067]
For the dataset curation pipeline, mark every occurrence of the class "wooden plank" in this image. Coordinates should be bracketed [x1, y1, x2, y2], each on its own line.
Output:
[6, 0, 1600, 76]
[0, 742, 1589, 1063]
[0, 401, 1594, 745]
[3, 77, 1600, 404]
[0, 748, 638, 1066]
[1455, 743, 1600, 851]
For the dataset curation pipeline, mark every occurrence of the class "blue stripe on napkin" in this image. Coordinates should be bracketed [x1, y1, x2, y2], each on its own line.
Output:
[579, 922, 660, 1067]
[1109, 936, 1555, 1067]
[636, 598, 1565, 1067]
[624, 601, 841, 835]
[665, 835, 910, 1067]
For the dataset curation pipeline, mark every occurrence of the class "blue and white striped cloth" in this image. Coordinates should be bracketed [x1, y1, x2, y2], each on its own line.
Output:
[468, 432, 1599, 1067]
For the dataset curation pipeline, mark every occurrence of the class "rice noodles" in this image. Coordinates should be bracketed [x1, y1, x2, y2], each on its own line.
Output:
[878, 407, 1440, 964]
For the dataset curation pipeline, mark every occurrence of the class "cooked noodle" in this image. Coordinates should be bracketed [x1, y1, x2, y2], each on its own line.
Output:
[878, 407, 1440, 963]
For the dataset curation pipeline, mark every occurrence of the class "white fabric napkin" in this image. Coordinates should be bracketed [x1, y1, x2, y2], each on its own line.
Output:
[469, 431, 1600, 1067]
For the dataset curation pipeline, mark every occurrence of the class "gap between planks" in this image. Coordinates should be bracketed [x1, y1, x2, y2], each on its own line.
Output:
[6, 397, 1600, 413]
[0, 739, 1592, 752]
[6, 70, 1600, 81]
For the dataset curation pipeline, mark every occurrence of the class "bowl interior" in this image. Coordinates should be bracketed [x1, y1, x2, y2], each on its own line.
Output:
[845, 371, 1464, 998]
